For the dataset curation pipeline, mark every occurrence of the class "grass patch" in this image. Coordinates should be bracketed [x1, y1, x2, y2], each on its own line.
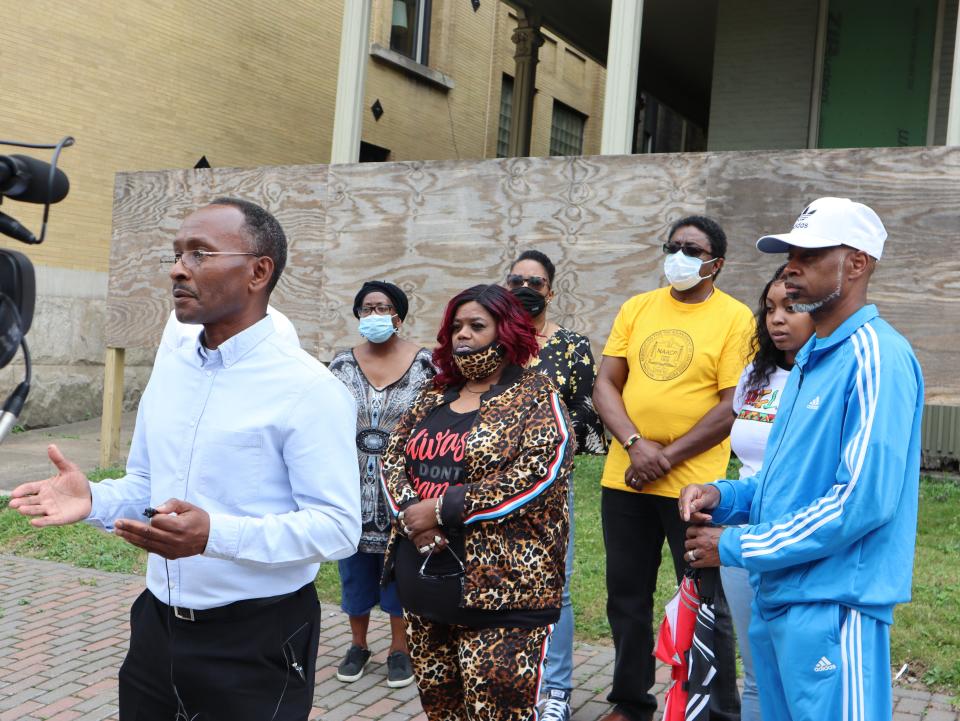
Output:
[0, 466, 144, 574]
[1, 461, 956, 694]
[569, 457, 741, 642]
[570, 455, 662, 640]
[891, 477, 960, 691]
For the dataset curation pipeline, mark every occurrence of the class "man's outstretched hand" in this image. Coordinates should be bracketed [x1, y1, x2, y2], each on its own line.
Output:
[9, 444, 92, 527]
[114, 498, 210, 560]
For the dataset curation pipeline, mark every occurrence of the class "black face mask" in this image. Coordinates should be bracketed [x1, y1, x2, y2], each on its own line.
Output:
[510, 286, 547, 317]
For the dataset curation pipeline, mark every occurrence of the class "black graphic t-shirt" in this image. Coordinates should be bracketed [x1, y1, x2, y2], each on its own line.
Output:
[400, 404, 474, 576]
[394, 402, 558, 628]
[404, 404, 473, 501]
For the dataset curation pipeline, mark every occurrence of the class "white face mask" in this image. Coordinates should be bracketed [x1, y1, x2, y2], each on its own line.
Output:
[663, 251, 715, 291]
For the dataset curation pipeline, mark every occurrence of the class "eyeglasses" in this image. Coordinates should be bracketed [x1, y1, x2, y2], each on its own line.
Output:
[505, 273, 548, 291]
[662, 242, 711, 258]
[358, 304, 395, 317]
[418, 545, 466, 580]
[163, 250, 261, 269]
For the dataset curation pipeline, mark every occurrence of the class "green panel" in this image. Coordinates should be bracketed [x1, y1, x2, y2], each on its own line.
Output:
[818, 0, 937, 148]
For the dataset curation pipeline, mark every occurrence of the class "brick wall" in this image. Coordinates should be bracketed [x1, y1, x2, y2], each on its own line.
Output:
[3, 1, 607, 273]
[707, 0, 821, 151]
[485, 5, 606, 159]
[2, 1, 344, 275]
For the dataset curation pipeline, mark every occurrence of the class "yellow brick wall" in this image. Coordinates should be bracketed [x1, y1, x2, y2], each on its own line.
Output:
[2, 0, 343, 275]
[484, 5, 607, 158]
[2, 1, 607, 275]
[362, 0, 502, 159]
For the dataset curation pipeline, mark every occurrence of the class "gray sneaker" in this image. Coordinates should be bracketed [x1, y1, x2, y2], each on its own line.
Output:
[336, 644, 371, 682]
[386, 650, 415, 688]
[537, 689, 571, 721]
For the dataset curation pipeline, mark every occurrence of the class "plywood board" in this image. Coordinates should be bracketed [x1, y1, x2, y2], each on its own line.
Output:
[106, 148, 960, 402]
[106, 164, 329, 350]
[710, 147, 960, 403]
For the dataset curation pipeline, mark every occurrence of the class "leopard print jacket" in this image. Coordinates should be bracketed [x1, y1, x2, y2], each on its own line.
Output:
[380, 365, 573, 611]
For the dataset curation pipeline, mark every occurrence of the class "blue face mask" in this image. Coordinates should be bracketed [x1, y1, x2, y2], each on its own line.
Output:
[358, 314, 397, 343]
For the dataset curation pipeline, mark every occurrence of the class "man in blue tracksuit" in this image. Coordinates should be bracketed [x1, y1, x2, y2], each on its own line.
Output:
[679, 197, 924, 721]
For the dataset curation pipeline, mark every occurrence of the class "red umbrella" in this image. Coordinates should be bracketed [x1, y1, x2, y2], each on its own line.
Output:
[654, 571, 700, 721]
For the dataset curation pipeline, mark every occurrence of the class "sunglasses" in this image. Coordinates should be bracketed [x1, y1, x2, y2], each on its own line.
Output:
[505, 274, 548, 291]
[418, 545, 466, 580]
[662, 242, 711, 258]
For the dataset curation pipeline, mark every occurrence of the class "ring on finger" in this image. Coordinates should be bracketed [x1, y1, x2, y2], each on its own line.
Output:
[434, 535, 443, 544]
[419, 544, 431, 553]
[403, 524, 413, 535]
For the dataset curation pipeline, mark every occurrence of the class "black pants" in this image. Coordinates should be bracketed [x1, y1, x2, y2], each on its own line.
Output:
[119, 584, 320, 721]
[602, 488, 741, 721]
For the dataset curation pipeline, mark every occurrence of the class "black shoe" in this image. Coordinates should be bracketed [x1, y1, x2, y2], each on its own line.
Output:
[336, 644, 371, 682]
[385, 650, 415, 688]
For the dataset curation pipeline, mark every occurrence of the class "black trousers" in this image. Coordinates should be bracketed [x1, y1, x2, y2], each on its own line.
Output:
[118, 584, 320, 721]
[602, 487, 741, 721]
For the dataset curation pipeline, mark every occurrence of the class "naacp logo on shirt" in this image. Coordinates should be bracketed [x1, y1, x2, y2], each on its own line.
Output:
[638, 329, 694, 381]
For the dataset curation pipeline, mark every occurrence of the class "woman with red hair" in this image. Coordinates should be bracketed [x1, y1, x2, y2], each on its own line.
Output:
[380, 284, 574, 721]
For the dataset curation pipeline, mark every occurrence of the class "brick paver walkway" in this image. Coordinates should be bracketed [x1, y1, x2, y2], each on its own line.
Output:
[0, 554, 955, 720]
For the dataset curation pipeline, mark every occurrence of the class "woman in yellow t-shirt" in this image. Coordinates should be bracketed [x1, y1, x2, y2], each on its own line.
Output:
[593, 215, 753, 721]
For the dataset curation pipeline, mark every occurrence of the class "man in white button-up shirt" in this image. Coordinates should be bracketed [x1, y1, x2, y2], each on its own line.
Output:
[11, 198, 361, 720]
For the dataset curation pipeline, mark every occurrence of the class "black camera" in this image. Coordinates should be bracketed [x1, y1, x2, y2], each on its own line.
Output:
[0, 136, 73, 442]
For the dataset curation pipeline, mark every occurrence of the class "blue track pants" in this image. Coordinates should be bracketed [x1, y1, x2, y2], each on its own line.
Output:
[749, 601, 891, 721]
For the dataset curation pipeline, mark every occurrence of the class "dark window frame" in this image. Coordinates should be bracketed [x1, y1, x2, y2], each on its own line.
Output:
[497, 74, 514, 158]
[549, 100, 587, 157]
[389, 0, 432, 67]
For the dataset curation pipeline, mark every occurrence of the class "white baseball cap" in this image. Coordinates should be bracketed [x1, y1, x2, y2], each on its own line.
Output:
[756, 197, 887, 259]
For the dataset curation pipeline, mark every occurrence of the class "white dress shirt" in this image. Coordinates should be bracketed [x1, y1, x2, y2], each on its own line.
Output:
[89, 316, 361, 609]
[153, 305, 300, 367]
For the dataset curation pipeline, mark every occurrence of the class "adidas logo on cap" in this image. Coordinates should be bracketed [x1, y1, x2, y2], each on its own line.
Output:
[793, 206, 817, 230]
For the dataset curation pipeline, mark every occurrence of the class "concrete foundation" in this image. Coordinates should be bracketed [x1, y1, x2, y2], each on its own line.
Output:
[0, 266, 154, 430]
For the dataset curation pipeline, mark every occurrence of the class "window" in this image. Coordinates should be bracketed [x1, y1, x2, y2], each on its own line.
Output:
[390, 0, 431, 65]
[359, 141, 390, 163]
[550, 101, 586, 156]
[497, 75, 514, 158]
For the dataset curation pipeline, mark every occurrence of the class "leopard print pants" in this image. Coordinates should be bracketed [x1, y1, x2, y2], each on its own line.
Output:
[405, 612, 552, 721]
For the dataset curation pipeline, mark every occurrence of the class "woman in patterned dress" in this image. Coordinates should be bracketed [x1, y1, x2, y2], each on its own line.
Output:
[505, 250, 607, 721]
[329, 281, 435, 688]
[380, 284, 573, 721]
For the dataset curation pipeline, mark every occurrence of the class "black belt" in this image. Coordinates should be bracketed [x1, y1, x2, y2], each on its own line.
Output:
[160, 589, 301, 623]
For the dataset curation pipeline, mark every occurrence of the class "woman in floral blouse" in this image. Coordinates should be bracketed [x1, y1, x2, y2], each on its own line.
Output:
[505, 250, 607, 721]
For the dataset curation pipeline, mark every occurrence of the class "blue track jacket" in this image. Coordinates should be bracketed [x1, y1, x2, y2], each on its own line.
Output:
[712, 305, 923, 624]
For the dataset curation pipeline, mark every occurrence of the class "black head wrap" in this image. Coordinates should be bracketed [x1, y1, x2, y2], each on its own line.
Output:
[353, 281, 409, 321]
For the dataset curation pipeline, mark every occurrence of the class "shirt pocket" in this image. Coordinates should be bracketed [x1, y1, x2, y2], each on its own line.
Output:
[196, 429, 264, 507]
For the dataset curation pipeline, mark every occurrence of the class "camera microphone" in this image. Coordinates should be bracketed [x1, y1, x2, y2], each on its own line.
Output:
[0, 212, 38, 244]
[0, 381, 29, 445]
[0, 137, 72, 444]
[0, 154, 70, 204]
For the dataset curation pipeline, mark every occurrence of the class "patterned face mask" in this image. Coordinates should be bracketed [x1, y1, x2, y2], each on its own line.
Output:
[453, 341, 505, 380]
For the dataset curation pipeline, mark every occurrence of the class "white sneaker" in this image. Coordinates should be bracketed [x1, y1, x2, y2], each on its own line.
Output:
[537, 689, 571, 721]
